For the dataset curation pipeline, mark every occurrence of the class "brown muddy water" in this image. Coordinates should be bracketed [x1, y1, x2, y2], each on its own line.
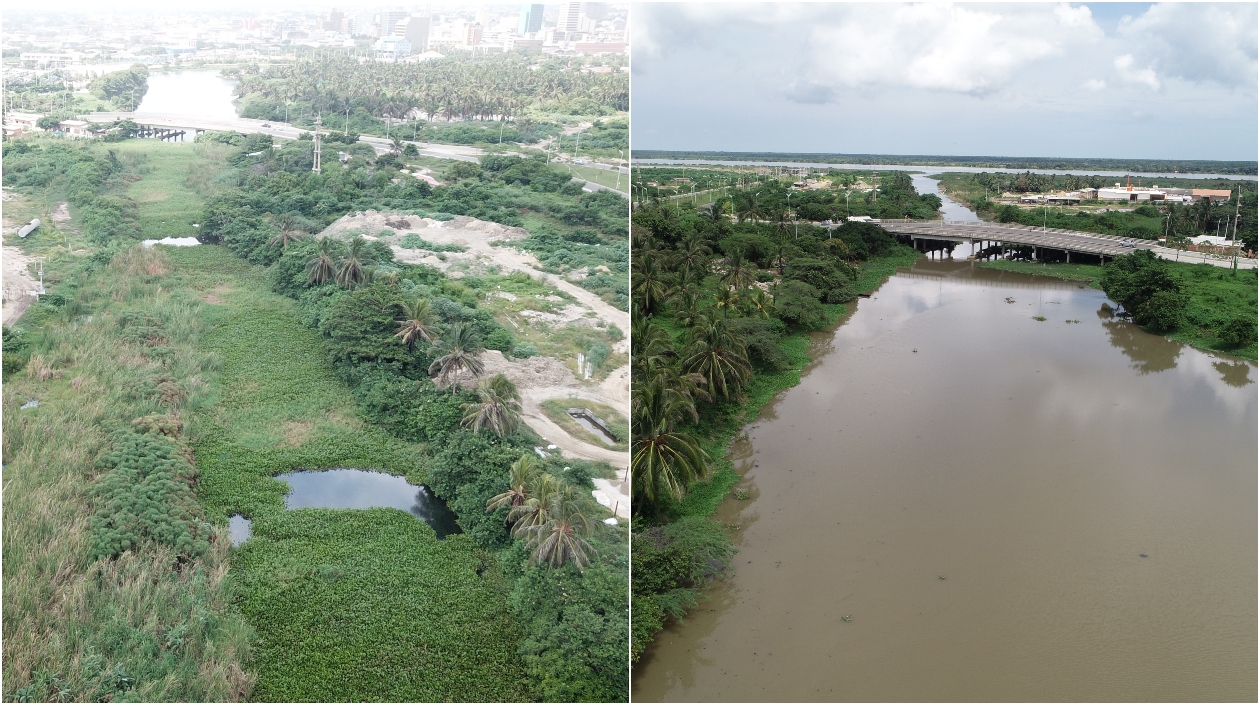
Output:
[633, 260, 1257, 702]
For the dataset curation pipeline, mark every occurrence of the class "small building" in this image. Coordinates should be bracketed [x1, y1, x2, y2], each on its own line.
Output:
[1192, 189, 1233, 203]
[1096, 185, 1166, 203]
[59, 120, 91, 138]
[573, 41, 627, 55]
[374, 36, 412, 60]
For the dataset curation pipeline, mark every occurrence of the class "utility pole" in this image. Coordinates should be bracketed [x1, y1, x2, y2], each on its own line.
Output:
[1231, 186, 1242, 271]
[312, 115, 323, 173]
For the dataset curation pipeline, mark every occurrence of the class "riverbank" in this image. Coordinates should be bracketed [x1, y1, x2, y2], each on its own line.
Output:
[978, 259, 1258, 361]
[632, 244, 922, 661]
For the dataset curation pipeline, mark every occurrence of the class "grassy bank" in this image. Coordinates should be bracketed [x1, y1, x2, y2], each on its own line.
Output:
[979, 258, 1258, 361]
[2, 246, 254, 702]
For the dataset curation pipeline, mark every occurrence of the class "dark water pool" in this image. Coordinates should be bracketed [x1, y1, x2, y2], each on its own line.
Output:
[276, 468, 463, 539]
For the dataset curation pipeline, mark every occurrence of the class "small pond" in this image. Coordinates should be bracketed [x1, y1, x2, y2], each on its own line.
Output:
[276, 468, 463, 539]
[228, 514, 252, 546]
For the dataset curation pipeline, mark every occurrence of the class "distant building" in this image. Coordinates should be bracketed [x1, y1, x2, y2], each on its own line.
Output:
[19, 52, 77, 68]
[374, 36, 412, 59]
[574, 41, 626, 54]
[1192, 189, 1233, 203]
[352, 11, 375, 36]
[558, 2, 582, 33]
[380, 9, 410, 38]
[325, 8, 344, 31]
[465, 22, 483, 45]
[398, 16, 430, 52]
[4, 112, 43, 134]
[507, 37, 544, 53]
[1096, 185, 1166, 203]
[518, 4, 545, 35]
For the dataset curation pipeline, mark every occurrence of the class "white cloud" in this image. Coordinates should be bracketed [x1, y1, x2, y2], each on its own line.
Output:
[1117, 2, 1258, 88]
[1083, 79, 1107, 91]
[1114, 54, 1161, 90]
[799, 3, 1104, 97]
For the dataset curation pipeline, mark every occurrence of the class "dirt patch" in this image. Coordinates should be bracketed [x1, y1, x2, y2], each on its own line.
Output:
[203, 284, 231, 305]
[280, 420, 316, 447]
[439, 350, 577, 391]
[2, 246, 39, 326]
[51, 202, 71, 222]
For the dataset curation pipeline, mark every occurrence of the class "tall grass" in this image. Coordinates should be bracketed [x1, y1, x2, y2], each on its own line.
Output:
[3, 245, 253, 701]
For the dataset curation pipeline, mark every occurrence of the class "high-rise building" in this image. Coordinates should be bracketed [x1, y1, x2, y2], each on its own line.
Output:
[465, 22, 483, 45]
[352, 11, 375, 36]
[518, 4, 544, 35]
[325, 8, 344, 32]
[558, 2, 582, 32]
[581, 2, 609, 21]
[398, 16, 430, 53]
[379, 9, 409, 38]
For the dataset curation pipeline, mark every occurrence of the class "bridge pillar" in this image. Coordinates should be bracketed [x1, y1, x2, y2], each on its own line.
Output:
[1066, 250, 1071, 264]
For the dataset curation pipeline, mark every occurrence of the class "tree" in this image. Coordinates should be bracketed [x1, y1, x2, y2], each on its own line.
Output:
[682, 316, 752, 401]
[336, 235, 372, 289]
[507, 473, 562, 537]
[719, 251, 757, 292]
[428, 322, 485, 391]
[631, 379, 710, 504]
[632, 248, 670, 314]
[306, 237, 338, 284]
[268, 212, 309, 250]
[486, 454, 540, 511]
[519, 483, 598, 571]
[394, 297, 438, 350]
[773, 280, 828, 330]
[1100, 250, 1187, 331]
[460, 373, 523, 436]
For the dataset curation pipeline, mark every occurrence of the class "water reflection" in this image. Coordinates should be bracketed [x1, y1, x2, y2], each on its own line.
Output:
[1215, 360, 1255, 387]
[277, 468, 463, 539]
[1102, 318, 1184, 374]
[228, 514, 251, 546]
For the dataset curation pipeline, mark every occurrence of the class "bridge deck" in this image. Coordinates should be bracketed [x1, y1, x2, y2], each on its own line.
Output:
[878, 219, 1145, 257]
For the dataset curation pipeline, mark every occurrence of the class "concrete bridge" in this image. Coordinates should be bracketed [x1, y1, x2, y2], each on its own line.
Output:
[83, 111, 485, 162]
[877, 219, 1256, 269]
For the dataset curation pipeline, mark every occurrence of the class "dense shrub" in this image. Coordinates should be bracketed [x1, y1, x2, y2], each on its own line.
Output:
[773, 280, 828, 329]
[88, 430, 212, 561]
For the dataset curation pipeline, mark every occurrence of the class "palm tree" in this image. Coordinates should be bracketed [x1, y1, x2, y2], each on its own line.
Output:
[672, 234, 711, 281]
[428, 322, 485, 391]
[486, 454, 540, 512]
[704, 196, 729, 223]
[269, 212, 309, 250]
[740, 288, 776, 318]
[394, 298, 438, 350]
[460, 373, 522, 436]
[507, 472, 562, 537]
[683, 315, 752, 400]
[306, 238, 338, 285]
[336, 235, 371, 289]
[632, 379, 710, 504]
[519, 483, 598, 571]
[720, 251, 757, 292]
[632, 248, 670, 315]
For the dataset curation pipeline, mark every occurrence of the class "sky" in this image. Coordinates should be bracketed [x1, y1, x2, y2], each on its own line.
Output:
[631, 2, 1259, 161]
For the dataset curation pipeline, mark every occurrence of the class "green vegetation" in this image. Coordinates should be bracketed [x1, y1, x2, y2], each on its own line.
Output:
[630, 196, 921, 660]
[3, 132, 627, 700]
[88, 64, 150, 111]
[228, 53, 627, 140]
[633, 168, 941, 222]
[936, 171, 1258, 252]
[980, 256, 1258, 360]
[2, 245, 252, 702]
[632, 151, 1258, 175]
